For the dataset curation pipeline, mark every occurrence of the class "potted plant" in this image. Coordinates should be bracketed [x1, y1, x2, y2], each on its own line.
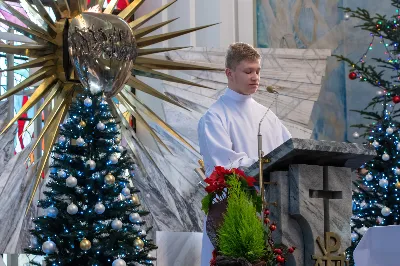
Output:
[202, 166, 295, 266]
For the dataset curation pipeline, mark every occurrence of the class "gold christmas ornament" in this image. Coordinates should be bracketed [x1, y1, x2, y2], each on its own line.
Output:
[133, 238, 144, 249]
[80, 238, 91, 251]
[115, 137, 121, 144]
[131, 194, 140, 205]
[105, 173, 116, 185]
[396, 181, 400, 189]
[79, 120, 86, 127]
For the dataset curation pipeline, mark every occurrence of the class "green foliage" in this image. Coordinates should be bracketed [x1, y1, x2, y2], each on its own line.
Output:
[201, 193, 213, 214]
[217, 177, 266, 262]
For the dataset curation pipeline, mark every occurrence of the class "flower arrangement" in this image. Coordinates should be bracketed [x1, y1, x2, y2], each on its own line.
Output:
[201, 166, 260, 214]
[202, 166, 295, 266]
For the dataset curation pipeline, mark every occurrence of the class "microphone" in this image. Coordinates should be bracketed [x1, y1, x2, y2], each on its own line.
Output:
[266, 85, 280, 94]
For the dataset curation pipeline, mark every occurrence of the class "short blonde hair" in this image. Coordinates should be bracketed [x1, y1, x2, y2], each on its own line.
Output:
[225, 42, 261, 70]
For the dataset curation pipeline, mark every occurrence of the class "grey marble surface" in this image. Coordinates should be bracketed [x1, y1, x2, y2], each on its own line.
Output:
[246, 138, 376, 177]
[265, 171, 299, 265]
[266, 164, 352, 266]
[122, 123, 205, 234]
[155, 231, 203, 266]
[0, 100, 46, 253]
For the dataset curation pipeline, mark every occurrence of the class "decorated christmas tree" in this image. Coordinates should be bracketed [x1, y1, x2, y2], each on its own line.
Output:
[24, 90, 156, 266]
[335, 1, 400, 264]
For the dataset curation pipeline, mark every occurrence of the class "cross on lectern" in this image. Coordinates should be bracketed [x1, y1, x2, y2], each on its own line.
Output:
[309, 166, 343, 233]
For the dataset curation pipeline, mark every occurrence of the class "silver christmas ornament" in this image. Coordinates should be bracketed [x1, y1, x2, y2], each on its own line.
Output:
[344, 13, 350, 20]
[86, 159, 96, 170]
[129, 212, 142, 223]
[112, 259, 127, 266]
[111, 219, 123, 230]
[67, 203, 79, 215]
[65, 175, 78, 187]
[352, 132, 360, 139]
[396, 168, 400, 176]
[382, 153, 390, 161]
[118, 145, 124, 152]
[360, 201, 368, 209]
[96, 122, 105, 131]
[47, 207, 58, 218]
[397, 143, 400, 151]
[121, 187, 131, 196]
[387, 127, 394, 134]
[57, 170, 67, 178]
[76, 137, 85, 146]
[379, 179, 388, 187]
[351, 232, 358, 241]
[42, 240, 56, 254]
[365, 174, 373, 181]
[359, 226, 369, 235]
[50, 167, 58, 174]
[139, 229, 147, 236]
[94, 202, 105, 214]
[58, 135, 66, 144]
[84, 97, 92, 107]
[381, 206, 391, 216]
[109, 154, 118, 164]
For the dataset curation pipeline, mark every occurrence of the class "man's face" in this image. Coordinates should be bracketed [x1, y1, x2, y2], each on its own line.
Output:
[226, 59, 261, 95]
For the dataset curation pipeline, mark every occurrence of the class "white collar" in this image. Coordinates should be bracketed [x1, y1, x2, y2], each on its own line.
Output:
[224, 88, 252, 102]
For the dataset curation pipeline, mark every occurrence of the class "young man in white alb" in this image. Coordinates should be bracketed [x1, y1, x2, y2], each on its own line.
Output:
[197, 42, 291, 266]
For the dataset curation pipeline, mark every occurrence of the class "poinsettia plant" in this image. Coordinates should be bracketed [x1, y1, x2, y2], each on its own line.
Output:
[201, 166, 261, 214]
[202, 166, 295, 266]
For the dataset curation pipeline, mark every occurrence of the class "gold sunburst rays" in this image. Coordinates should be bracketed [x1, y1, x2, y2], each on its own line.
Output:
[129, 0, 176, 30]
[0, 76, 57, 135]
[0, 0, 219, 213]
[136, 23, 220, 48]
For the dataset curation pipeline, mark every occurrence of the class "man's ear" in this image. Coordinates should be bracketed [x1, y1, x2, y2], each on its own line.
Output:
[225, 68, 232, 79]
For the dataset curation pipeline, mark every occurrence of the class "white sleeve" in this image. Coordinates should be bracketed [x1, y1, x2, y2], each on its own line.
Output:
[281, 121, 292, 141]
[273, 115, 291, 142]
[198, 112, 258, 177]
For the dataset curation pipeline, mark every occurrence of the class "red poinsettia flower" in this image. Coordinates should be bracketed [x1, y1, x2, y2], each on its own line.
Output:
[233, 168, 246, 177]
[245, 176, 256, 187]
[215, 166, 233, 176]
[210, 249, 217, 266]
[204, 168, 228, 194]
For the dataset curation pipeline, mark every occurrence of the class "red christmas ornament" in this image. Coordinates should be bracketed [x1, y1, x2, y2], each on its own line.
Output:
[393, 95, 400, 104]
[288, 247, 296, 253]
[269, 224, 277, 231]
[264, 218, 270, 224]
[264, 209, 270, 216]
[276, 255, 285, 263]
[349, 72, 357, 80]
[273, 248, 282, 255]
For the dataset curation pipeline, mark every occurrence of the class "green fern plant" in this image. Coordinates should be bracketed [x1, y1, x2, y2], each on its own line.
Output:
[217, 176, 266, 262]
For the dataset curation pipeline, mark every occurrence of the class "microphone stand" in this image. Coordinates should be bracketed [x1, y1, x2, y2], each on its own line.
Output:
[257, 88, 278, 215]
[258, 111, 269, 216]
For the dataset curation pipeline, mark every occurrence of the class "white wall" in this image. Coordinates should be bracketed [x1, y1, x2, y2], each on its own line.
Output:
[134, 0, 255, 150]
